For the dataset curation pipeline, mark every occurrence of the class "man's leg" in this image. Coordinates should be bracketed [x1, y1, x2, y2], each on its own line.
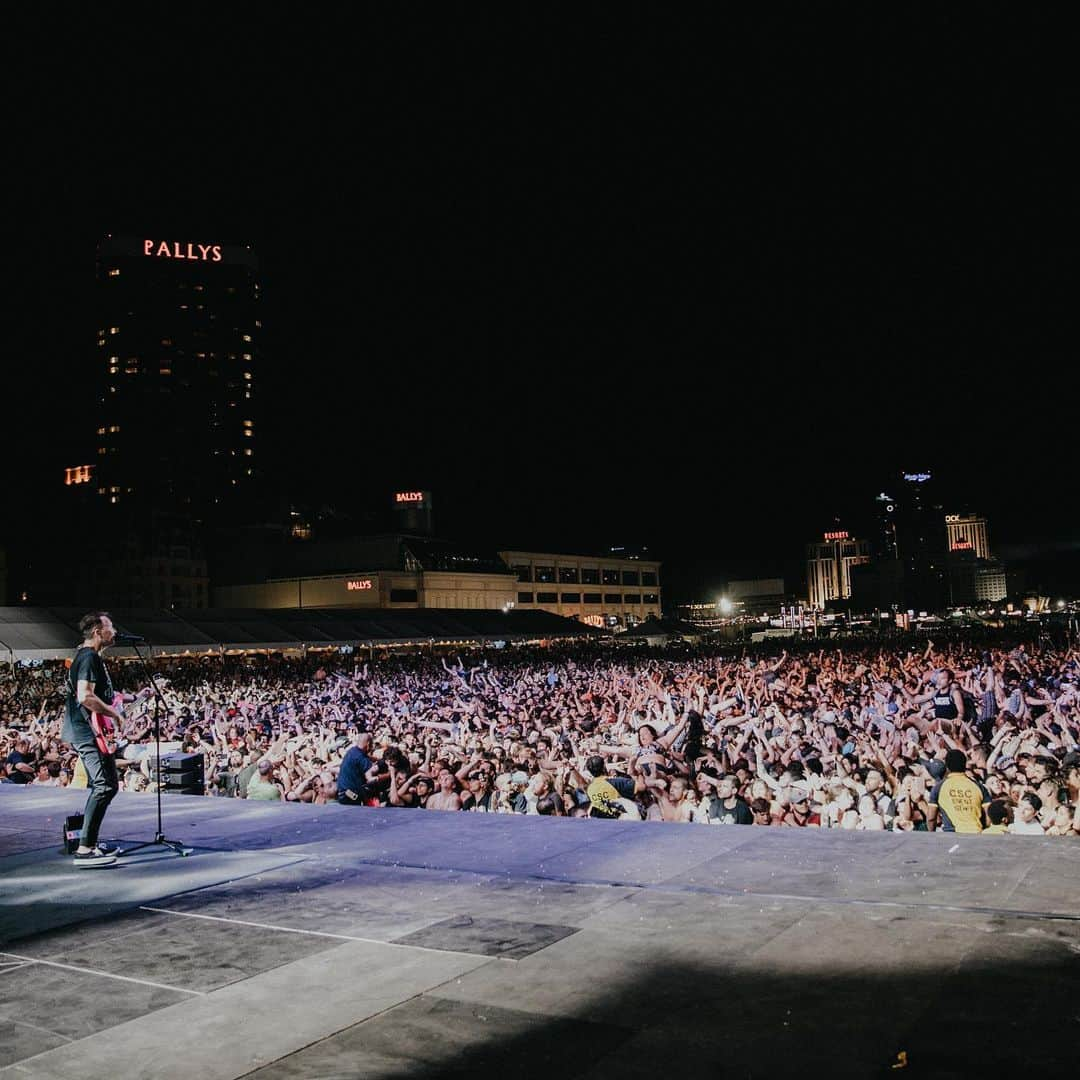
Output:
[71, 731, 119, 850]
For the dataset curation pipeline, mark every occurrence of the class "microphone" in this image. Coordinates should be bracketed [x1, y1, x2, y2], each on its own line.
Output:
[113, 631, 148, 645]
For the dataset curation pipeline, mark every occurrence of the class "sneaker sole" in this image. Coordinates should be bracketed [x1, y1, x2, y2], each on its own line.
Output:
[73, 858, 117, 868]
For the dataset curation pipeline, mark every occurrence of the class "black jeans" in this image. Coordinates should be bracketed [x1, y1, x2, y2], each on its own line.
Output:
[70, 728, 119, 847]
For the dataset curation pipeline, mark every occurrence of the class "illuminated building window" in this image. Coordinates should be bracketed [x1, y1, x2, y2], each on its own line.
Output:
[255, 320, 262, 328]
[98, 447, 106, 455]
[108, 425, 120, 433]
[246, 468, 253, 476]
[243, 372, 252, 380]
[243, 430, 253, 437]
[243, 420, 253, 428]
[109, 326, 119, 334]
[161, 338, 172, 346]
[108, 268, 120, 277]
[244, 391, 252, 400]
[160, 367, 171, 375]
[96, 427, 106, 436]
[242, 353, 252, 361]
[242, 334, 252, 342]
[110, 496, 118, 504]
[244, 448, 253, 456]
[194, 284, 204, 292]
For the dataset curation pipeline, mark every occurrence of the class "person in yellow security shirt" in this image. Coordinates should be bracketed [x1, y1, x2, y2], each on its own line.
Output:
[927, 750, 990, 833]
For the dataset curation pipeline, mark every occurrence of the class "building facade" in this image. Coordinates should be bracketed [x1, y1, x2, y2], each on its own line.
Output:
[92, 235, 261, 517]
[213, 534, 518, 612]
[946, 513, 991, 559]
[807, 533, 871, 610]
[214, 569, 516, 611]
[499, 550, 662, 627]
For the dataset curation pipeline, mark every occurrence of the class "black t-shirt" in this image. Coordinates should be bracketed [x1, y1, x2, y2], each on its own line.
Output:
[63, 647, 113, 742]
[706, 795, 753, 825]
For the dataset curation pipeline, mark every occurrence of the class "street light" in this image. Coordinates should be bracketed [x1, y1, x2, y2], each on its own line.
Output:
[718, 597, 733, 616]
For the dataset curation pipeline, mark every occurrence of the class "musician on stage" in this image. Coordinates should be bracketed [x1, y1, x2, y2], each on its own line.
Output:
[63, 611, 125, 867]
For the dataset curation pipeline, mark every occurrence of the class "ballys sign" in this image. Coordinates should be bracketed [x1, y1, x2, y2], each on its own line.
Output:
[143, 240, 223, 262]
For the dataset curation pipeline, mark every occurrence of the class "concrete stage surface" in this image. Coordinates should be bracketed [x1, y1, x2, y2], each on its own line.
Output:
[1, 788, 1077, 1079]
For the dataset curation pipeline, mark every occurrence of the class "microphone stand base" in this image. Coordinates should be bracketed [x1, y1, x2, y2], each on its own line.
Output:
[116, 836, 193, 858]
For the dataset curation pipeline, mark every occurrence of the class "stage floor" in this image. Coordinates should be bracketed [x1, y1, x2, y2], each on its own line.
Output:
[1, 787, 1078, 1078]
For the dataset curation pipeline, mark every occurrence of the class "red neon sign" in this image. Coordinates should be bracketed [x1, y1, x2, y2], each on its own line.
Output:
[952, 540, 973, 550]
[395, 491, 424, 503]
[143, 240, 222, 262]
[346, 579, 374, 591]
[824, 531, 849, 541]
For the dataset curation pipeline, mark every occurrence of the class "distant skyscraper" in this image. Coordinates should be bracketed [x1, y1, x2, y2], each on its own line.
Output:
[946, 513, 991, 559]
[90, 235, 261, 518]
[807, 530, 871, 610]
[874, 492, 899, 560]
[894, 471, 949, 611]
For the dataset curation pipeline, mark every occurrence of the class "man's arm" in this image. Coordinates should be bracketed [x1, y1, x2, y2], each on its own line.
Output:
[76, 679, 122, 722]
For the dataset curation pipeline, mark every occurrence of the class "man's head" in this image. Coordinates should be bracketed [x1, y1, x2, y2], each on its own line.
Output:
[78, 611, 115, 648]
[585, 754, 606, 777]
[935, 669, 953, 691]
[1017, 792, 1042, 823]
[865, 768, 884, 794]
[944, 749, 967, 774]
[750, 797, 771, 824]
[356, 733, 373, 752]
[789, 788, 810, 812]
[987, 800, 1011, 826]
[717, 776, 737, 800]
[257, 758, 273, 777]
[1025, 759, 1048, 785]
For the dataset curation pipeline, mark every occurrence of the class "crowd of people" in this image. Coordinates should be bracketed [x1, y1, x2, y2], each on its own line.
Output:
[3, 636, 1079, 836]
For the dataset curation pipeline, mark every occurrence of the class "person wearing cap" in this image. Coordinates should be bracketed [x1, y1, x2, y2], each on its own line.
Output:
[780, 783, 818, 827]
[927, 750, 990, 833]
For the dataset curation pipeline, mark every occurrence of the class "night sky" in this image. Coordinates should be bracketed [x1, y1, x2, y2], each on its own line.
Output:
[6, 15, 1078, 602]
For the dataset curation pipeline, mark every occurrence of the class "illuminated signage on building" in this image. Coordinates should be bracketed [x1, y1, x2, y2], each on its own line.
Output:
[64, 465, 94, 486]
[395, 492, 424, 504]
[581, 614, 605, 628]
[903, 472, 932, 483]
[823, 531, 849, 541]
[945, 514, 960, 523]
[346, 579, 374, 591]
[143, 240, 223, 262]
[951, 540, 973, 551]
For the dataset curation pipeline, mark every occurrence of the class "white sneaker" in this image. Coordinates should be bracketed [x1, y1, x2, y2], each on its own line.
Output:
[73, 847, 117, 868]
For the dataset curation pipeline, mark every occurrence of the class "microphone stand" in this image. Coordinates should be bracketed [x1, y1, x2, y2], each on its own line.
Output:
[116, 639, 192, 858]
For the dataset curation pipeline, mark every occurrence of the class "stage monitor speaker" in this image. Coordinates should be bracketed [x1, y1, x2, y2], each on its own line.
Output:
[62, 813, 84, 854]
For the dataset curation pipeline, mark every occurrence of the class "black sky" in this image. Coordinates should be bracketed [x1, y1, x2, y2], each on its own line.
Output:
[6, 13, 1078, 602]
